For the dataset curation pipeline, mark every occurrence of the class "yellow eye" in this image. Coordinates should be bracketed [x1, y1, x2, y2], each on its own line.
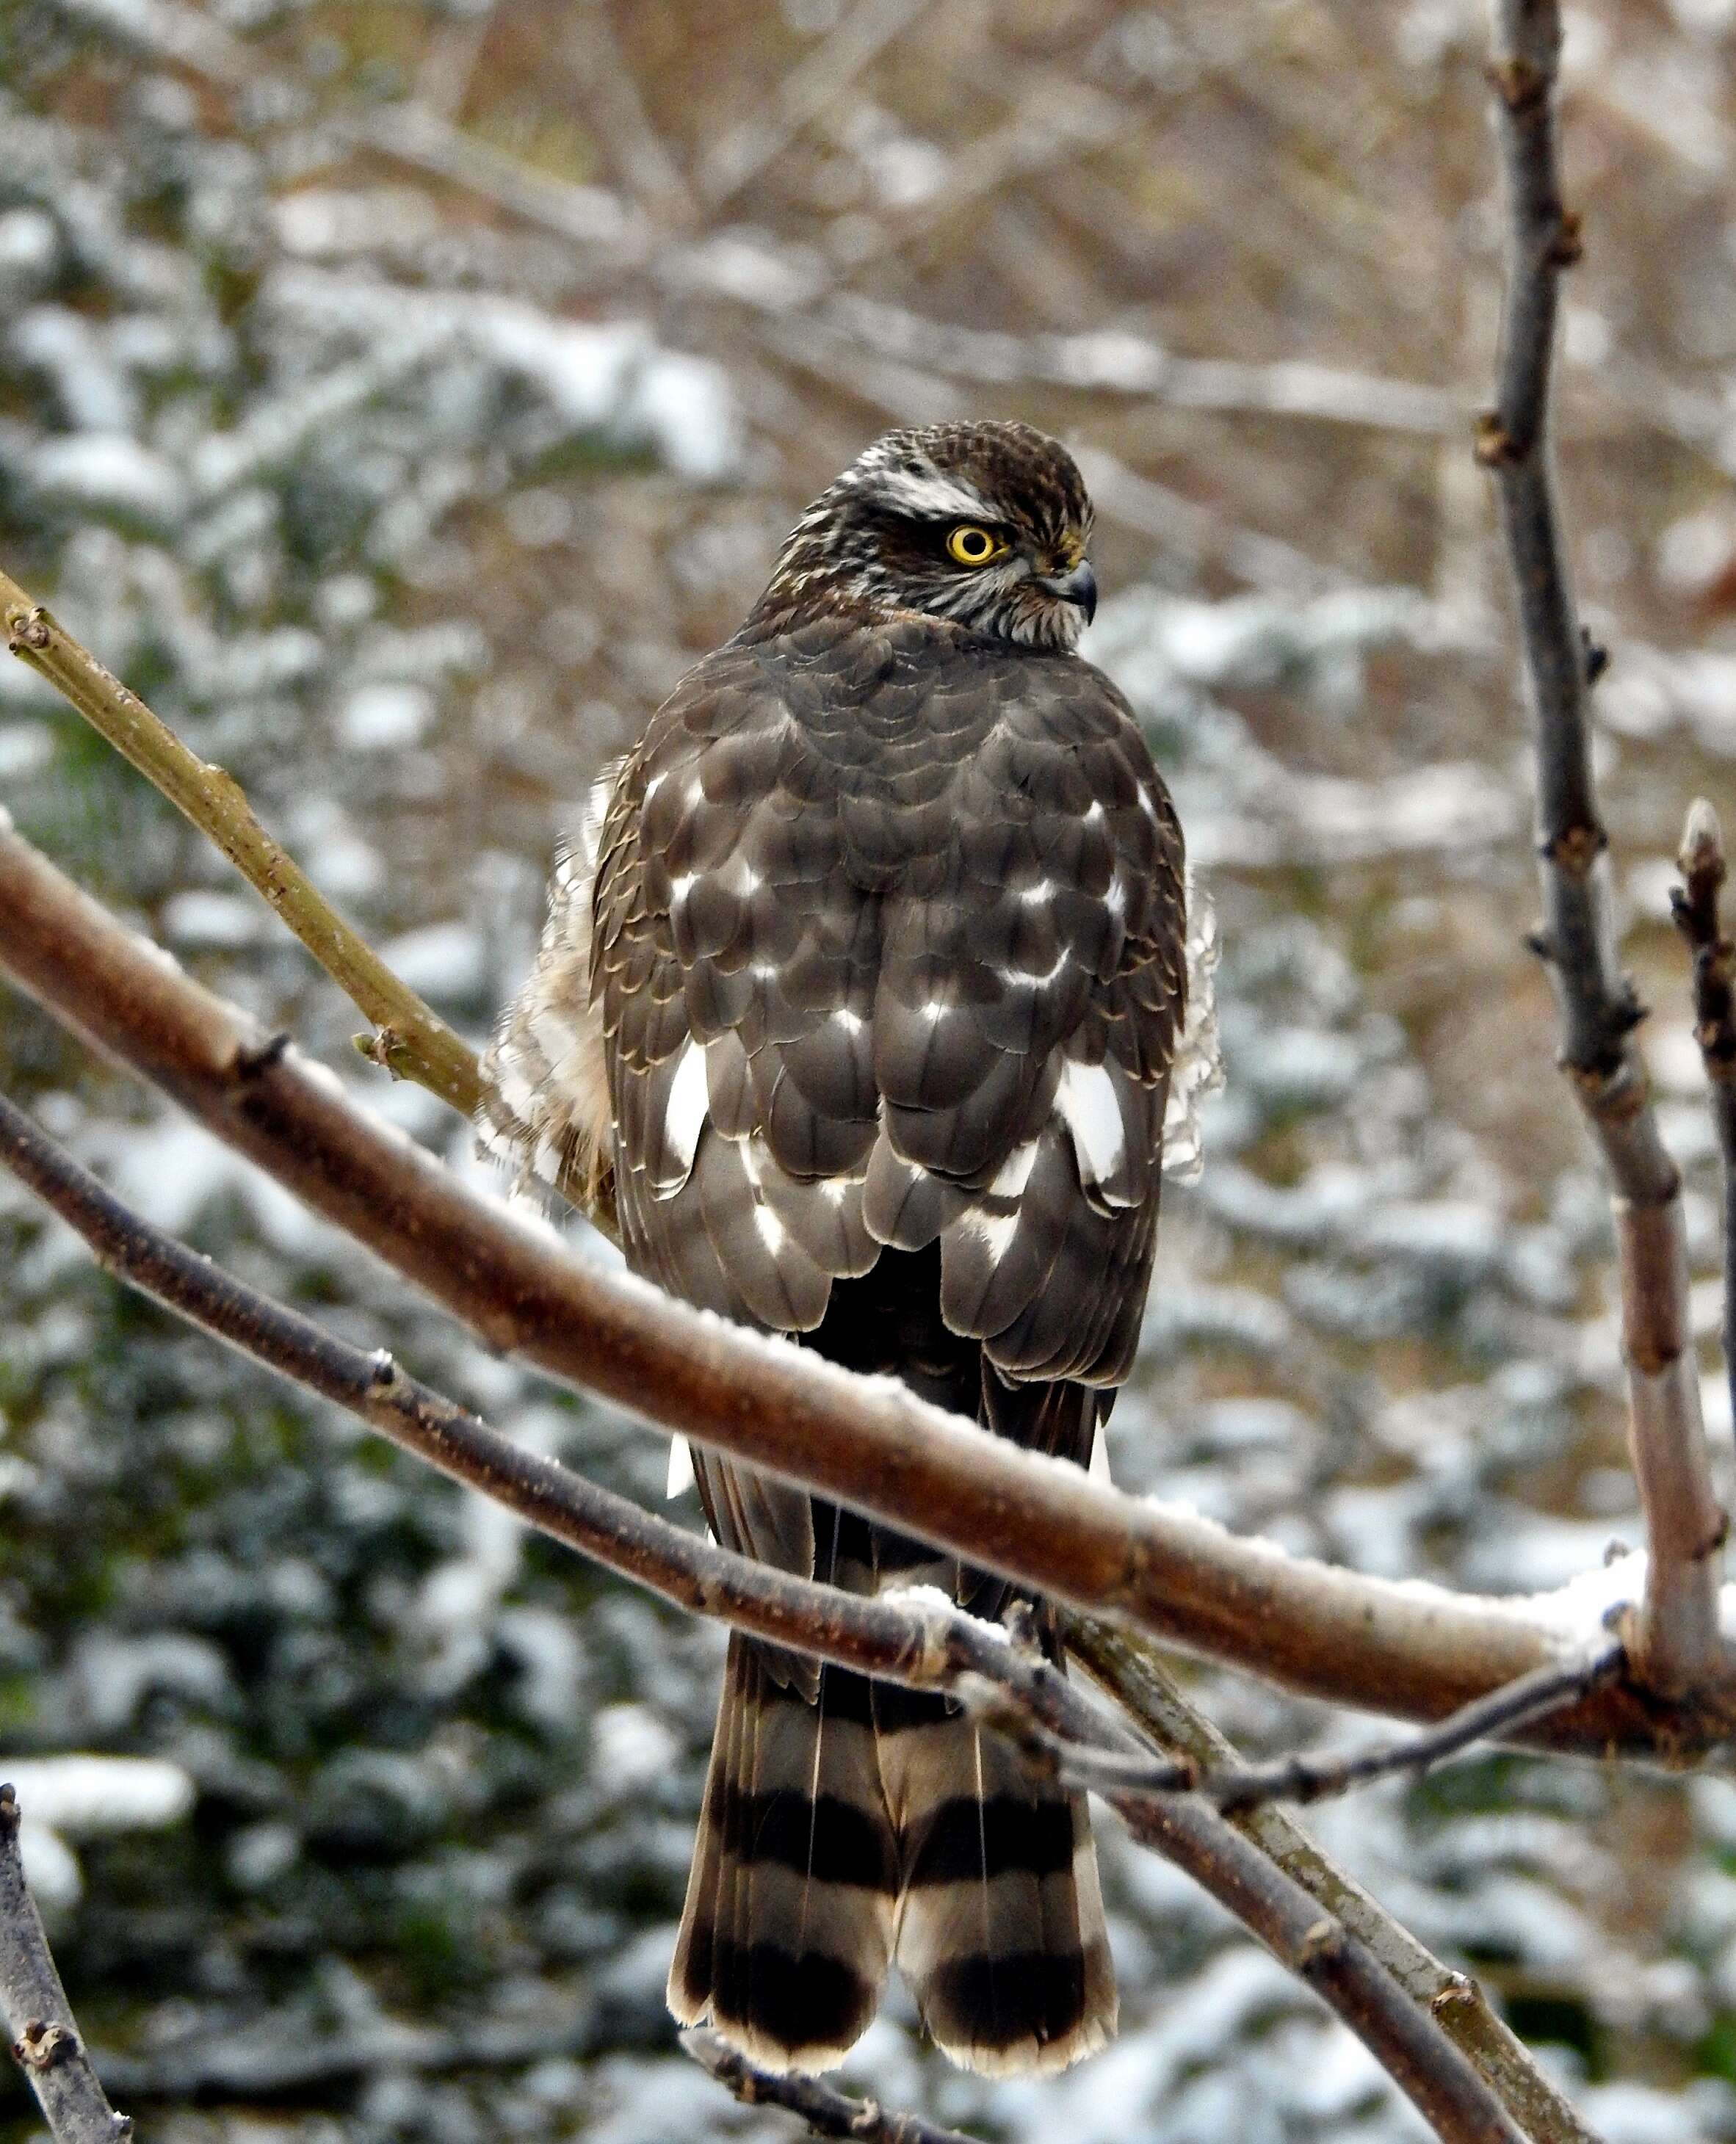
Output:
[946, 524, 1004, 566]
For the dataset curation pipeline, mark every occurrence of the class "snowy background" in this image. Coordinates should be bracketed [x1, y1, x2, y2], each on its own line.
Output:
[7, 1, 1736, 2137]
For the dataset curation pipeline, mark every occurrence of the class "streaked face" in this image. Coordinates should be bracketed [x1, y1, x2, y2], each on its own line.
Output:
[776, 423, 1099, 651]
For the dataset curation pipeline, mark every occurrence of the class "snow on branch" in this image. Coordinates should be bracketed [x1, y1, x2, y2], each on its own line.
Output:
[0, 1084, 1526, 2144]
[0, 811, 1732, 1762]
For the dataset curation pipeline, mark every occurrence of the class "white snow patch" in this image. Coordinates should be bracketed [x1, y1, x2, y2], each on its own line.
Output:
[339, 680, 435, 750]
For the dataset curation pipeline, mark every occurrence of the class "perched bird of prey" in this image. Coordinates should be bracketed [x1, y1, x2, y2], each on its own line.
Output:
[482, 421, 1190, 2078]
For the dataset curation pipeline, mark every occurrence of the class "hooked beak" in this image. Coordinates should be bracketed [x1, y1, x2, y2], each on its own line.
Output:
[1038, 559, 1098, 626]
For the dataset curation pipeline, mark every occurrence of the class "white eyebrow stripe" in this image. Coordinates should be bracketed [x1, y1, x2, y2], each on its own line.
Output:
[871, 468, 993, 521]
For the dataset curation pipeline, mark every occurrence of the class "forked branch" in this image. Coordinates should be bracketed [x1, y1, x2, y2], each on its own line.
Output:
[1063, 1620, 1602, 2144]
[1480, 0, 1725, 1692]
[0, 567, 481, 1121]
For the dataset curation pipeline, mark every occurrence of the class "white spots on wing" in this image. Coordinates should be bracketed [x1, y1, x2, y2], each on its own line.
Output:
[1083, 800, 1105, 827]
[755, 1204, 787, 1254]
[750, 960, 780, 982]
[958, 1207, 1020, 1261]
[669, 872, 698, 913]
[642, 769, 668, 809]
[831, 1007, 865, 1034]
[1105, 876, 1126, 919]
[997, 949, 1068, 989]
[920, 998, 952, 1022]
[820, 1176, 853, 1206]
[663, 1040, 709, 1176]
[1018, 880, 1055, 906]
[990, 1140, 1039, 1198]
[1138, 788, 1161, 824]
[1055, 1057, 1125, 1190]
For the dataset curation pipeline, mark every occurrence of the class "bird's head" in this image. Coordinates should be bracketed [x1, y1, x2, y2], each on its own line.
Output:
[756, 421, 1098, 651]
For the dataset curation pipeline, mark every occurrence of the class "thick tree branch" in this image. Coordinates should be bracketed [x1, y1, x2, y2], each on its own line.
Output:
[3, 816, 1733, 1756]
[0, 1086, 1527, 2143]
[1063, 1620, 1602, 2144]
[1480, 0, 1725, 1692]
[0, 1786, 132, 2144]
[0, 567, 482, 1122]
[1673, 798, 1736, 1452]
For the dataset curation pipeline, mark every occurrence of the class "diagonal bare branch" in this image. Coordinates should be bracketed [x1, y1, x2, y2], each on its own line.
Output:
[0, 1084, 1525, 2144]
[1479, 0, 1726, 1695]
[4, 812, 1734, 1757]
[1064, 1620, 1604, 2144]
[0, 569, 481, 1121]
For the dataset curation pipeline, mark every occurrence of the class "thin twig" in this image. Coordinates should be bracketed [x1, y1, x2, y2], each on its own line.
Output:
[3, 815, 1729, 1759]
[564, 0, 696, 227]
[695, 0, 937, 209]
[0, 568, 481, 1122]
[1063, 1618, 1604, 2144]
[1673, 797, 1736, 1453]
[680, 2030, 980, 2144]
[1480, 0, 1725, 1693]
[1055, 1635, 1627, 1811]
[0, 1090, 1527, 2141]
[0, 1786, 132, 2144]
[814, 297, 1462, 435]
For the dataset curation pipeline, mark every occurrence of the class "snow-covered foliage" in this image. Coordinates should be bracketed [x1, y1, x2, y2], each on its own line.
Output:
[5, 2, 1736, 2140]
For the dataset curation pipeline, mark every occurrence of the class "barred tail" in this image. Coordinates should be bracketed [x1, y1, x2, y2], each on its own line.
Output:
[668, 1637, 897, 2074]
[876, 1681, 1115, 2076]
